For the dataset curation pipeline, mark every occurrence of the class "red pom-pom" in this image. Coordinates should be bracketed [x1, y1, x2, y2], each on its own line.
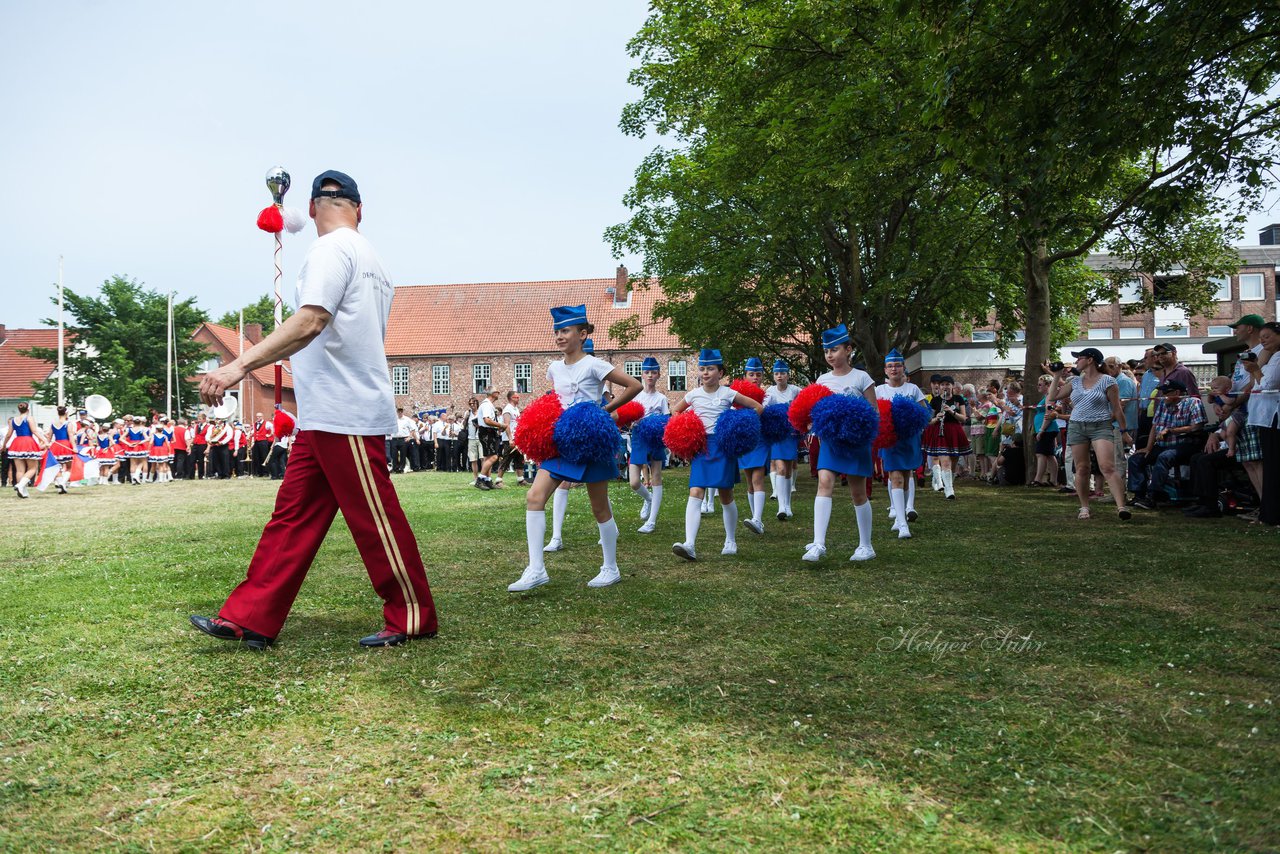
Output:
[257, 205, 284, 234]
[872, 399, 898, 450]
[789, 384, 832, 433]
[514, 392, 562, 462]
[272, 407, 296, 438]
[729, 378, 766, 408]
[614, 400, 645, 429]
[663, 410, 707, 460]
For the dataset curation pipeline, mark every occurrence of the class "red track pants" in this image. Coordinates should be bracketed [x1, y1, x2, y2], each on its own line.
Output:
[219, 430, 438, 639]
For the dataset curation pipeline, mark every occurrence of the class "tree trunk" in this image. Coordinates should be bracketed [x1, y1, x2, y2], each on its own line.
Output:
[1022, 239, 1053, 473]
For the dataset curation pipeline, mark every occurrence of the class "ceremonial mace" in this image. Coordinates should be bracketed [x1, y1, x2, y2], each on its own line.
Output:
[265, 167, 290, 408]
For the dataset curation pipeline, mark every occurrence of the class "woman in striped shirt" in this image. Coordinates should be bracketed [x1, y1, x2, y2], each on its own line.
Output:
[1044, 348, 1132, 521]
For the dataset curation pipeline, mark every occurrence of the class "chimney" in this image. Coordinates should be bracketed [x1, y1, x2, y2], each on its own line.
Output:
[1260, 224, 1280, 246]
[244, 323, 264, 343]
[614, 265, 629, 304]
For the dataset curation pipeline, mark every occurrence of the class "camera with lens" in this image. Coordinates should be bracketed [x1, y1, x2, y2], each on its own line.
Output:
[1050, 361, 1064, 372]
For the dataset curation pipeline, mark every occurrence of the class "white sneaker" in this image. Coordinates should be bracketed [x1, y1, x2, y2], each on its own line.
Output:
[672, 543, 697, 561]
[700, 501, 714, 516]
[17, 482, 29, 499]
[543, 538, 564, 553]
[55, 481, 68, 494]
[887, 506, 895, 518]
[897, 528, 912, 539]
[638, 522, 656, 534]
[743, 518, 764, 535]
[587, 565, 621, 588]
[850, 545, 876, 561]
[802, 543, 826, 562]
[721, 541, 737, 556]
[507, 566, 549, 592]
[640, 498, 650, 519]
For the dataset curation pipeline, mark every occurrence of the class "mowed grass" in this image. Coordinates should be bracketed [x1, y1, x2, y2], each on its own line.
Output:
[0, 468, 1276, 852]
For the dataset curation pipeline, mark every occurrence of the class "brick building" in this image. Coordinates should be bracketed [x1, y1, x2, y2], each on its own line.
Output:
[906, 235, 1280, 390]
[384, 266, 694, 416]
[191, 321, 296, 419]
[0, 325, 59, 425]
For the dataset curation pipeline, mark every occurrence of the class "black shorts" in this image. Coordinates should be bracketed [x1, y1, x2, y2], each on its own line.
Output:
[479, 427, 501, 457]
[1034, 431, 1058, 456]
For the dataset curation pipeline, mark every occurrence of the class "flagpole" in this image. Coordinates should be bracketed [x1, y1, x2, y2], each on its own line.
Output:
[166, 292, 173, 416]
[238, 309, 245, 421]
[173, 294, 182, 416]
[57, 256, 64, 408]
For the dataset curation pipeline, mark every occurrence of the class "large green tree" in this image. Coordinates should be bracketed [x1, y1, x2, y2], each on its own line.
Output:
[22, 276, 210, 416]
[607, 0, 1014, 381]
[215, 293, 293, 331]
[919, 0, 1280, 418]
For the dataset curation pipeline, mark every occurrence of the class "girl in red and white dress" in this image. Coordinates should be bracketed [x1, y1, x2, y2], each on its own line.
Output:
[95, 424, 119, 484]
[2, 402, 47, 498]
[122, 416, 151, 484]
[148, 420, 174, 482]
[45, 406, 77, 494]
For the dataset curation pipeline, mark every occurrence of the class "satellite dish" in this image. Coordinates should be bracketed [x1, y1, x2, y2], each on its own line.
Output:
[85, 395, 112, 420]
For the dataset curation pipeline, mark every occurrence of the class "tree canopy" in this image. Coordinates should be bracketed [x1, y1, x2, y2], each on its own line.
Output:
[215, 294, 293, 331]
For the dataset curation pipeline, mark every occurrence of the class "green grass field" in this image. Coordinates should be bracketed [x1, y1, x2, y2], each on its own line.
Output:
[0, 470, 1276, 851]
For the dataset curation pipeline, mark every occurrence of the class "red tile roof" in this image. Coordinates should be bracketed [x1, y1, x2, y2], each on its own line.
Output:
[385, 278, 684, 357]
[0, 328, 59, 398]
[193, 322, 295, 389]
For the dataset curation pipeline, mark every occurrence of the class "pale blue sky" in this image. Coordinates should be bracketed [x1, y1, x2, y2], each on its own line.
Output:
[3, 2, 1277, 330]
[1, 0, 657, 328]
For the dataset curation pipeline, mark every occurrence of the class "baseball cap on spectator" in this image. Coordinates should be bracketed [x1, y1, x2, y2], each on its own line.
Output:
[1158, 379, 1187, 394]
[1228, 313, 1266, 329]
[1153, 342, 1178, 353]
[1070, 347, 1105, 365]
[310, 170, 361, 204]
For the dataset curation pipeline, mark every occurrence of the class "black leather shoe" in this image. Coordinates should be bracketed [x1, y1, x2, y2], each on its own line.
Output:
[359, 629, 438, 648]
[189, 614, 275, 650]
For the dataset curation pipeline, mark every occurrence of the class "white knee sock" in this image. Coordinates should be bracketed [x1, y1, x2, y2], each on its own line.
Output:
[907, 478, 916, 512]
[942, 469, 955, 497]
[684, 496, 702, 547]
[855, 501, 873, 549]
[598, 517, 618, 568]
[552, 488, 568, 540]
[780, 475, 793, 513]
[751, 490, 766, 523]
[769, 472, 779, 497]
[526, 510, 546, 571]
[891, 487, 908, 533]
[721, 500, 738, 542]
[648, 485, 663, 525]
[932, 463, 942, 488]
[813, 496, 832, 547]
[632, 483, 651, 503]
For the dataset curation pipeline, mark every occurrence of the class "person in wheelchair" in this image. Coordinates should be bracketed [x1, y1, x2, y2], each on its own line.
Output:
[1129, 380, 1207, 510]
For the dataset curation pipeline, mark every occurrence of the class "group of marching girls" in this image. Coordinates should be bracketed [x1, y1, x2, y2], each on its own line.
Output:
[505, 310, 939, 589]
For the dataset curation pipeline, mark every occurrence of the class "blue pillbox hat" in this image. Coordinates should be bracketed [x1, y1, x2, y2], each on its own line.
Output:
[641, 357, 660, 371]
[821, 323, 850, 348]
[884, 348, 904, 364]
[772, 359, 789, 373]
[698, 348, 723, 366]
[583, 338, 595, 353]
[743, 357, 764, 372]
[550, 304, 588, 330]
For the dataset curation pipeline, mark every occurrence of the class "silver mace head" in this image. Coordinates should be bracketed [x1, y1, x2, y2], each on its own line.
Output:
[265, 167, 290, 205]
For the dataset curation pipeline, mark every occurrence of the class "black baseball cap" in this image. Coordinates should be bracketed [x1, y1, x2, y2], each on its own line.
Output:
[311, 170, 361, 204]
[1070, 347, 1104, 364]
[1158, 379, 1187, 393]
[1153, 342, 1177, 353]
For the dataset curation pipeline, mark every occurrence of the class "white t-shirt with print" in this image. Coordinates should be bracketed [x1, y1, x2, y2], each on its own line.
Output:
[547, 356, 613, 409]
[764, 384, 801, 406]
[683, 385, 737, 434]
[875, 381, 927, 403]
[817, 368, 875, 398]
[635, 389, 670, 417]
[290, 227, 397, 436]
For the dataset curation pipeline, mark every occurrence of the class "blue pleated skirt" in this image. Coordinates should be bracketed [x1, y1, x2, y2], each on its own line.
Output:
[690, 433, 741, 490]
[879, 433, 923, 472]
[628, 434, 666, 467]
[540, 454, 617, 484]
[817, 439, 873, 477]
[768, 436, 799, 461]
[737, 440, 769, 470]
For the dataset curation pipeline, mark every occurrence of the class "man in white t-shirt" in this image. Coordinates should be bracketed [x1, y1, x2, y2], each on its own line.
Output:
[191, 169, 438, 650]
[391, 407, 413, 474]
[498, 390, 527, 486]
[476, 390, 504, 489]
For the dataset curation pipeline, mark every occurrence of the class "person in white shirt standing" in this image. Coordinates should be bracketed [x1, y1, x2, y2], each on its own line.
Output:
[391, 407, 413, 474]
[875, 349, 928, 539]
[191, 169, 437, 649]
[629, 356, 670, 533]
[476, 390, 504, 489]
[498, 391, 527, 486]
[764, 359, 801, 520]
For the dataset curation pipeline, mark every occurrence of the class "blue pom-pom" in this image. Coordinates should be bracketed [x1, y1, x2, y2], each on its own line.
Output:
[811, 394, 879, 449]
[891, 395, 931, 438]
[631, 413, 669, 449]
[553, 402, 622, 464]
[715, 408, 761, 458]
[760, 403, 795, 444]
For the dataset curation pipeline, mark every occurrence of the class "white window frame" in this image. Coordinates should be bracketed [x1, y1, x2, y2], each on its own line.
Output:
[199, 356, 220, 373]
[1118, 278, 1143, 305]
[1118, 327, 1145, 339]
[971, 331, 996, 342]
[1207, 325, 1233, 337]
[624, 359, 644, 379]
[1155, 324, 1191, 338]
[1240, 273, 1265, 301]
[391, 365, 409, 396]
[668, 360, 687, 392]
[1013, 329, 1027, 343]
[1087, 328, 1113, 340]
[432, 365, 450, 396]
[1210, 276, 1231, 302]
[473, 363, 491, 394]
[514, 362, 532, 394]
